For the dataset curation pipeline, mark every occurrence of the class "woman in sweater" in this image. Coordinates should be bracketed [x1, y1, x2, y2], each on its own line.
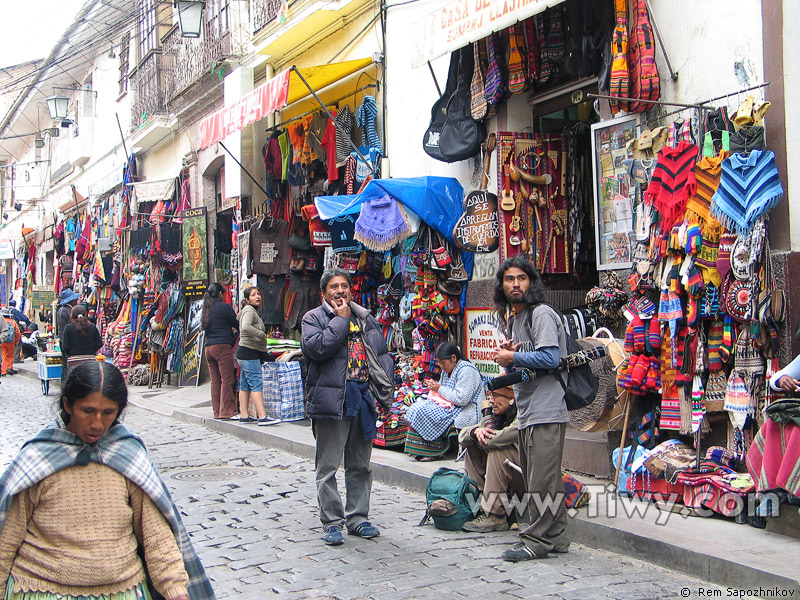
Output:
[60, 305, 103, 369]
[201, 283, 239, 420]
[404, 342, 483, 461]
[0, 360, 215, 600]
[236, 287, 277, 425]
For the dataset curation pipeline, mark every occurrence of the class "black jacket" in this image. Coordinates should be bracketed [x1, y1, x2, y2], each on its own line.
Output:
[301, 300, 394, 420]
[61, 322, 103, 358]
[203, 300, 239, 347]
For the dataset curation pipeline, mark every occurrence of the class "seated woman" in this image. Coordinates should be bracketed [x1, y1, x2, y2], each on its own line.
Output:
[404, 342, 483, 461]
[459, 383, 525, 532]
[0, 360, 215, 600]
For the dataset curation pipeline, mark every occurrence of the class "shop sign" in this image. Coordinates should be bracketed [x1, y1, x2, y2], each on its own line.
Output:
[198, 70, 291, 150]
[179, 298, 205, 387]
[471, 249, 500, 281]
[0, 239, 14, 260]
[29, 285, 56, 309]
[464, 307, 507, 378]
[412, 0, 564, 68]
[453, 190, 499, 253]
[181, 207, 209, 287]
[219, 194, 237, 212]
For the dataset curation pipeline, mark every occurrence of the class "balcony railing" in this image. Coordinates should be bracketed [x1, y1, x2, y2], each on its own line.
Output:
[161, 23, 231, 102]
[252, 0, 283, 35]
[130, 51, 167, 132]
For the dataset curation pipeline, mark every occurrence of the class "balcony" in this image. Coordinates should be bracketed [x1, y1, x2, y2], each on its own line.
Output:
[161, 23, 232, 102]
[253, 0, 283, 35]
[130, 51, 167, 133]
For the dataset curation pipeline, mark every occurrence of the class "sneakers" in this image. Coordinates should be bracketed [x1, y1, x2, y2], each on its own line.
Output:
[348, 522, 380, 538]
[323, 525, 344, 546]
[501, 541, 540, 562]
[239, 416, 257, 424]
[462, 513, 509, 532]
[258, 416, 282, 426]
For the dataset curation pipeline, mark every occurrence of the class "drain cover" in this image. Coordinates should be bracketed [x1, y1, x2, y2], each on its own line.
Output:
[171, 467, 258, 481]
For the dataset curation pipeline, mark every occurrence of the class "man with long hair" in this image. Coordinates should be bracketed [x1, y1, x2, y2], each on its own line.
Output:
[492, 256, 570, 562]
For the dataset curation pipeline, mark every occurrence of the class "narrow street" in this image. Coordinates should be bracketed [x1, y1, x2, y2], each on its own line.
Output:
[0, 373, 733, 600]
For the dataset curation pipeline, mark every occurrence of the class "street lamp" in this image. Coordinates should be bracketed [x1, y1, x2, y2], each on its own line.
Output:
[174, 0, 205, 38]
[46, 95, 69, 120]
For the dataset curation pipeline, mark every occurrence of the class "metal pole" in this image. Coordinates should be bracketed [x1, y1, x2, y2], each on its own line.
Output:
[587, 93, 710, 111]
[218, 141, 271, 198]
[290, 66, 377, 176]
[645, 0, 677, 81]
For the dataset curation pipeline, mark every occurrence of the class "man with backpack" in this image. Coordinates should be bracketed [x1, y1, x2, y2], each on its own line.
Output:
[492, 256, 570, 562]
[1, 308, 20, 376]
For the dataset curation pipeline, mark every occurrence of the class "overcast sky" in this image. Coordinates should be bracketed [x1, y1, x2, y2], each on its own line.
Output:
[1, 1, 86, 68]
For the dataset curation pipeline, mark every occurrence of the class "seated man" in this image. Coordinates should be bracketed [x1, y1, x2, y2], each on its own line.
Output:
[459, 384, 525, 532]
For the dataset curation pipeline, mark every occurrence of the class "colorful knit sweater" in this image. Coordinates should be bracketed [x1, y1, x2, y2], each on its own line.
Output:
[711, 149, 784, 235]
[645, 141, 699, 233]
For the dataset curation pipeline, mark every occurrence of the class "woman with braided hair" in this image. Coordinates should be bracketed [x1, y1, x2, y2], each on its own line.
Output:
[61, 305, 103, 370]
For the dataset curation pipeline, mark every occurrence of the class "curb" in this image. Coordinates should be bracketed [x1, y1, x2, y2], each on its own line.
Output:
[174, 407, 800, 594]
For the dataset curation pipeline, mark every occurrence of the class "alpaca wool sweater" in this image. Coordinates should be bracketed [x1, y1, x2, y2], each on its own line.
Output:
[0, 462, 188, 598]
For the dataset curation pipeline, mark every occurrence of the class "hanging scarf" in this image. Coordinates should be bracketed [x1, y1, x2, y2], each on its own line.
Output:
[0, 422, 216, 600]
[356, 95, 382, 153]
[711, 149, 783, 235]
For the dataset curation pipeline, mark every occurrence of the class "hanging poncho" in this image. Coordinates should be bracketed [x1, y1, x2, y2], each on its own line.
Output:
[354, 195, 411, 251]
[645, 140, 699, 234]
[711, 149, 783, 235]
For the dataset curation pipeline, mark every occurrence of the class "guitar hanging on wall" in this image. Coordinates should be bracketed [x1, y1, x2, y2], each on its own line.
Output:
[500, 151, 516, 212]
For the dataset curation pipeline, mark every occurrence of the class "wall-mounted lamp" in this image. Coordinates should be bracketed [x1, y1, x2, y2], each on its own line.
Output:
[34, 137, 45, 149]
[175, 0, 205, 38]
[46, 95, 73, 127]
[13, 202, 22, 211]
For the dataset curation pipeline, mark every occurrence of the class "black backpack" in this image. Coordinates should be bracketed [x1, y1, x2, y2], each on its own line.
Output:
[517, 304, 601, 412]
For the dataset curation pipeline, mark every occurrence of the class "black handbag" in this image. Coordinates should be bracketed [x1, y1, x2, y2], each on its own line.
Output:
[423, 47, 484, 163]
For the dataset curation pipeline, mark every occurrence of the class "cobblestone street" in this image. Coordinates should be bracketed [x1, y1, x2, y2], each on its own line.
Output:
[0, 373, 735, 599]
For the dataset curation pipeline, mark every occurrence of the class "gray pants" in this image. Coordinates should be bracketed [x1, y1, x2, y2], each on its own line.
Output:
[312, 417, 373, 530]
[518, 422, 569, 556]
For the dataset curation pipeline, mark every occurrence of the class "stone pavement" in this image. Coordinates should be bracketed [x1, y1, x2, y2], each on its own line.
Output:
[0, 371, 754, 600]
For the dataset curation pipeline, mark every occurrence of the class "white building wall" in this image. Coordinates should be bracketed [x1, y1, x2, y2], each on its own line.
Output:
[783, 0, 800, 252]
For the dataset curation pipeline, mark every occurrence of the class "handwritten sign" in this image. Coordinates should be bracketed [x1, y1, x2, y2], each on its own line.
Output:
[464, 307, 507, 379]
[453, 191, 499, 253]
[30, 285, 55, 309]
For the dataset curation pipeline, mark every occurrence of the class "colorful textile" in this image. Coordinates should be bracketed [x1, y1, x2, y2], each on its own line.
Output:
[687, 152, 728, 230]
[0, 422, 216, 600]
[646, 141, 699, 233]
[746, 420, 800, 496]
[404, 426, 457, 458]
[711, 149, 784, 235]
[346, 319, 370, 381]
[353, 195, 410, 252]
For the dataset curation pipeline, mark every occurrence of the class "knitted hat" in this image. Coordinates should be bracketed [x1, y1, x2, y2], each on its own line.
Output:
[624, 322, 636, 354]
[707, 319, 724, 370]
[685, 296, 699, 327]
[644, 356, 661, 392]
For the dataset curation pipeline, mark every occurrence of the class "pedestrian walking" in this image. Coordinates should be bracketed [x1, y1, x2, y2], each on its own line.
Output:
[200, 283, 239, 419]
[61, 305, 103, 370]
[236, 286, 276, 425]
[492, 256, 570, 561]
[0, 360, 216, 600]
[0, 310, 20, 376]
[7, 300, 30, 365]
[301, 268, 394, 545]
[56, 289, 80, 338]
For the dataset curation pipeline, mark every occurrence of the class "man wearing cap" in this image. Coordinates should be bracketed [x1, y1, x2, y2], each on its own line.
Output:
[7, 300, 31, 364]
[492, 255, 569, 562]
[301, 267, 394, 546]
[56, 289, 80, 338]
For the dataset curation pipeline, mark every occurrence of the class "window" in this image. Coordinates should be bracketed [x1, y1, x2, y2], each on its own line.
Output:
[118, 33, 130, 95]
[138, 0, 157, 60]
[207, 0, 230, 38]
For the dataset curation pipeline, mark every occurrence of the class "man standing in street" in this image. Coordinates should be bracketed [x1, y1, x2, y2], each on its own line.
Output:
[56, 288, 80, 338]
[8, 299, 31, 364]
[301, 268, 394, 546]
[492, 256, 569, 561]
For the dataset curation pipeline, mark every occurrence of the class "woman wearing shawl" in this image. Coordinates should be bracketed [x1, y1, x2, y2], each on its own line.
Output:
[0, 361, 215, 600]
[404, 342, 483, 461]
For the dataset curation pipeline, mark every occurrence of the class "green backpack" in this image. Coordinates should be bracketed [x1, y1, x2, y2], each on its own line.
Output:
[422, 468, 480, 531]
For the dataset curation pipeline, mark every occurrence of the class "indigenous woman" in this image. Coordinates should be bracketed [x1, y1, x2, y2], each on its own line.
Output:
[0, 360, 215, 600]
[60, 305, 103, 369]
[404, 342, 483, 461]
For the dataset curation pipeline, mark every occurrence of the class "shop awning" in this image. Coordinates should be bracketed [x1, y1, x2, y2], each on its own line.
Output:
[198, 57, 375, 150]
[128, 178, 176, 204]
[411, 0, 565, 68]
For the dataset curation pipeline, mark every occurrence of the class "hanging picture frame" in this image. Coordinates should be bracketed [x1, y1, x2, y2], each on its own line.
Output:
[591, 114, 640, 270]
